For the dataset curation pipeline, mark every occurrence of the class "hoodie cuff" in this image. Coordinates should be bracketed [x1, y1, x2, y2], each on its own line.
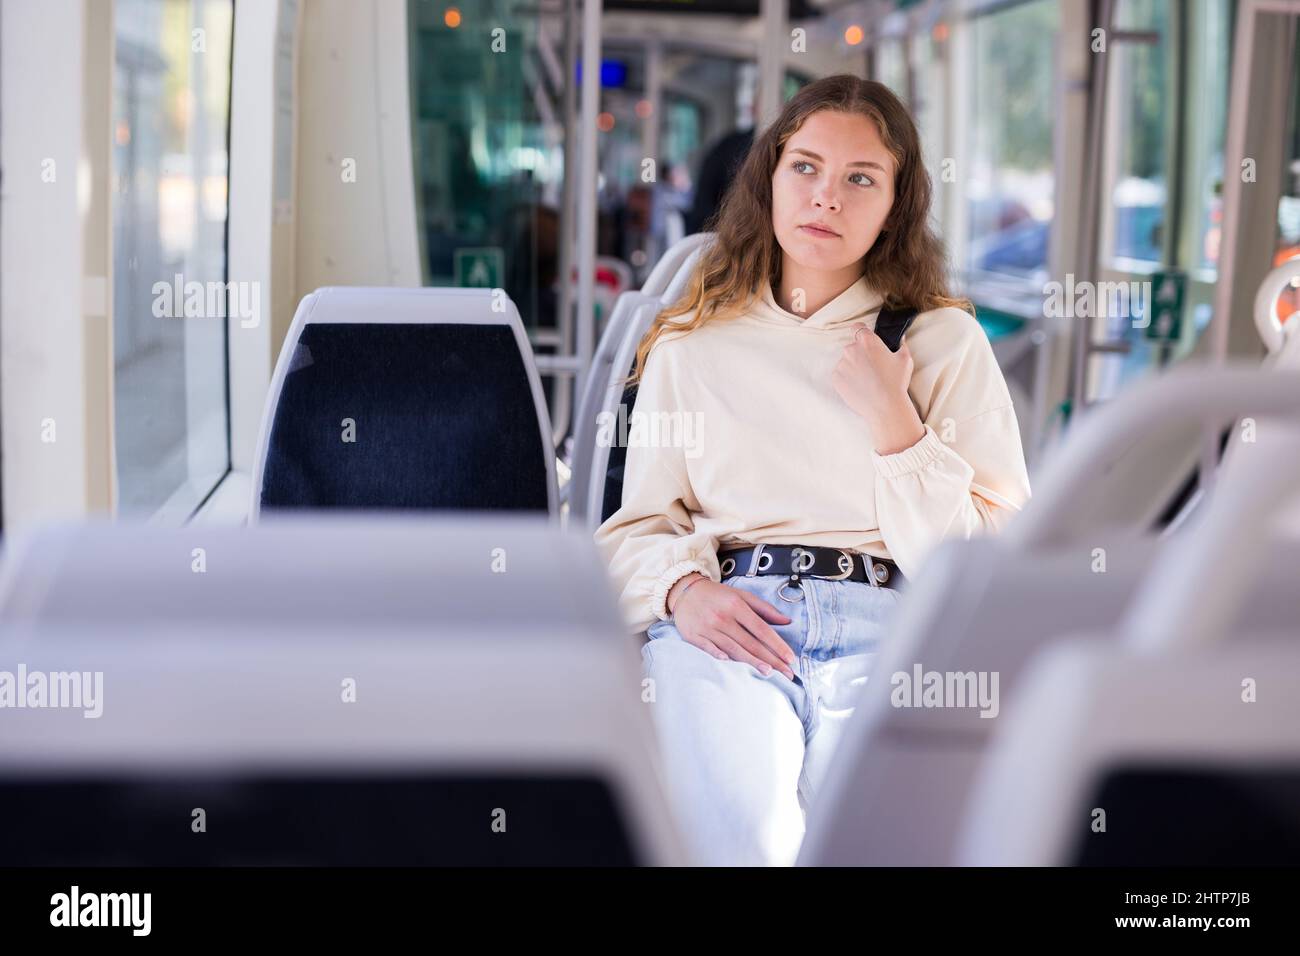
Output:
[651, 560, 712, 622]
[872, 423, 948, 479]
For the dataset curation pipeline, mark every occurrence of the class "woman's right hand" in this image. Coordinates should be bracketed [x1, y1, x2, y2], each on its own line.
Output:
[667, 574, 798, 679]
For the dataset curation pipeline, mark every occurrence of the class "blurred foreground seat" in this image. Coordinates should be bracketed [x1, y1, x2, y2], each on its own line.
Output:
[0, 514, 684, 865]
[799, 366, 1300, 866]
[956, 427, 1300, 865]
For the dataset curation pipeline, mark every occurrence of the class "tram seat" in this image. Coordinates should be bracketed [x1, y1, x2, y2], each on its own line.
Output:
[567, 233, 715, 529]
[0, 512, 595, 629]
[249, 286, 557, 520]
[639, 232, 714, 299]
[956, 429, 1300, 865]
[1153, 258, 1300, 532]
[954, 642, 1300, 865]
[798, 364, 1300, 866]
[566, 292, 667, 527]
[0, 514, 687, 865]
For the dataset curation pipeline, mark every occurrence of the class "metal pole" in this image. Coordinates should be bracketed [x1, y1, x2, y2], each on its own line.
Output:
[644, 38, 663, 272]
[758, 0, 785, 133]
[574, 0, 602, 406]
[549, 0, 580, 445]
[1070, 0, 1115, 418]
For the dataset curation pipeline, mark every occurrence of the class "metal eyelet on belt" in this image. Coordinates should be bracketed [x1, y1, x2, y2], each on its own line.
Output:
[790, 547, 815, 572]
[756, 551, 773, 572]
[778, 574, 804, 603]
[719, 557, 736, 577]
[872, 561, 891, 585]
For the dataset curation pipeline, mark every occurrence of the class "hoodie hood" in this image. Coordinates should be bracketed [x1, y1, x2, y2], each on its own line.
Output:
[750, 274, 885, 331]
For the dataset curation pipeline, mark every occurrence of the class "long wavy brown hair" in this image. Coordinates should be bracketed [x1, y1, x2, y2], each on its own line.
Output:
[628, 73, 969, 386]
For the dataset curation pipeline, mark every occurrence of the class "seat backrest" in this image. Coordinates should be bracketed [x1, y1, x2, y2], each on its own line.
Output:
[0, 514, 688, 865]
[954, 420, 1300, 865]
[0, 512, 607, 627]
[797, 533, 1300, 865]
[250, 287, 556, 519]
[1152, 260, 1300, 532]
[956, 641, 1300, 865]
[582, 234, 717, 530]
[573, 235, 715, 530]
[797, 534, 1151, 866]
[639, 232, 714, 299]
[799, 366, 1300, 866]
[568, 292, 664, 525]
[595, 299, 668, 528]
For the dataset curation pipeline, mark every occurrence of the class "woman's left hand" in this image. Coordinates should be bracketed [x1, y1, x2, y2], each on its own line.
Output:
[831, 324, 927, 455]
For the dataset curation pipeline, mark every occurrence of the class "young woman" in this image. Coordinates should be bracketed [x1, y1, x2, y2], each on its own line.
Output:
[594, 74, 1031, 866]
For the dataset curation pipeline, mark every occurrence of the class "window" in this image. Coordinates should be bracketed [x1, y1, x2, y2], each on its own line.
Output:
[1181, 0, 1231, 278]
[1100, 0, 1171, 270]
[112, 0, 233, 519]
[909, 24, 940, 172]
[408, 1, 548, 311]
[963, 0, 1059, 291]
[1088, 0, 1234, 401]
[876, 37, 909, 102]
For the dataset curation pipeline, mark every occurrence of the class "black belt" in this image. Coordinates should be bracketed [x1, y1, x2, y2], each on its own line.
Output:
[717, 544, 905, 594]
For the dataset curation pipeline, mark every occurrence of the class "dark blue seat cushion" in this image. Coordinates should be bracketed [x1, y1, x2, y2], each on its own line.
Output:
[261, 323, 549, 511]
[1072, 766, 1300, 865]
[0, 774, 637, 865]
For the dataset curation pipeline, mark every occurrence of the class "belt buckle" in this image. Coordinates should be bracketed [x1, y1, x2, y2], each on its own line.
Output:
[820, 548, 856, 581]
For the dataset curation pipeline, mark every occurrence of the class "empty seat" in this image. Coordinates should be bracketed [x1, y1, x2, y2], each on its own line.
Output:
[566, 292, 667, 527]
[567, 233, 714, 529]
[1148, 258, 1300, 532]
[0, 514, 686, 865]
[638, 232, 714, 299]
[957, 430, 1300, 864]
[0, 512, 617, 630]
[250, 287, 557, 519]
[798, 364, 1300, 866]
[954, 642, 1300, 866]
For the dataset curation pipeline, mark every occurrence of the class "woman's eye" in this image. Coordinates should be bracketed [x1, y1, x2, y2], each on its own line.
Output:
[792, 160, 872, 188]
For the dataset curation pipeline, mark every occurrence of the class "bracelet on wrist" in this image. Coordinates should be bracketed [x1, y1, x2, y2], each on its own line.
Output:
[669, 574, 704, 614]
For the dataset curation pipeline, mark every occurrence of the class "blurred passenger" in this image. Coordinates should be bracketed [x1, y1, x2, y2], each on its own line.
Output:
[685, 126, 755, 235]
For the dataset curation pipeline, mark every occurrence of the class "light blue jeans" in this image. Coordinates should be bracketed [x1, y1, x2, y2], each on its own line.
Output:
[643, 569, 903, 866]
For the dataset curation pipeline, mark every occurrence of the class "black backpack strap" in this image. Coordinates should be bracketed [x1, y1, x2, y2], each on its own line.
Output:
[601, 384, 637, 525]
[873, 305, 919, 353]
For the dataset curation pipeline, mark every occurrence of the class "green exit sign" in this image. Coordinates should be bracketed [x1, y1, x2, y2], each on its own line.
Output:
[454, 247, 504, 289]
[1145, 269, 1186, 341]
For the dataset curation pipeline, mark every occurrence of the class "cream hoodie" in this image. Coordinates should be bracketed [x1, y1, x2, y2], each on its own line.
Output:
[592, 274, 1032, 635]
